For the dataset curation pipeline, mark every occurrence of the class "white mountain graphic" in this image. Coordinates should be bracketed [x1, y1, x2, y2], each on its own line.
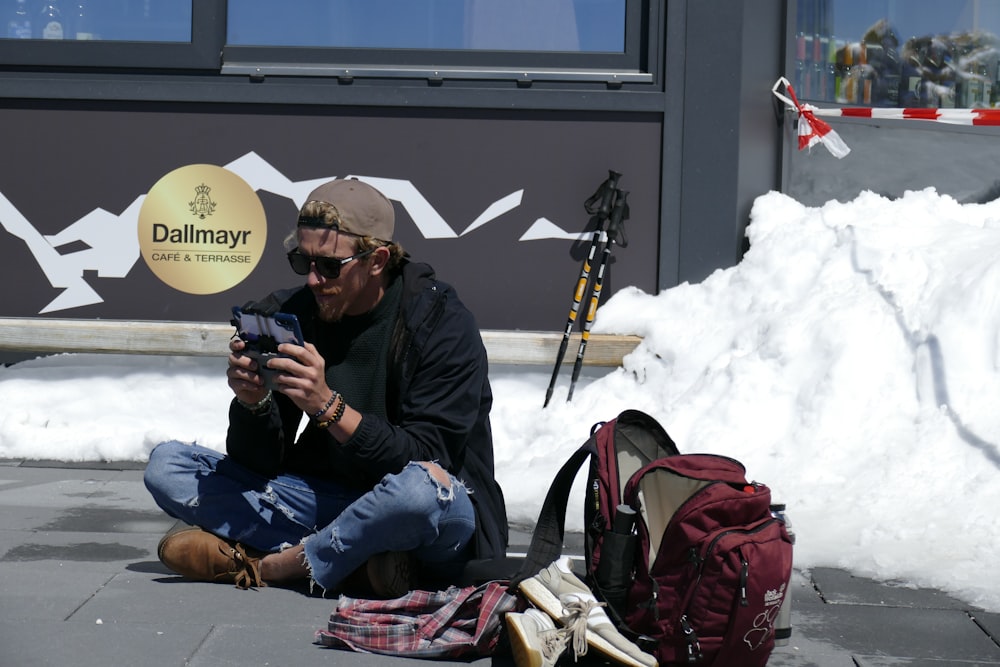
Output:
[0, 151, 585, 314]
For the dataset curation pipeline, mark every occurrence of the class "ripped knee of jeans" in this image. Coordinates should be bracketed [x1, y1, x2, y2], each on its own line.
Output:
[415, 461, 462, 502]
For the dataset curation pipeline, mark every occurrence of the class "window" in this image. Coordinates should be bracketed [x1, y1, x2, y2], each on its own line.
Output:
[2, 0, 191, 42]
[226, 0, 624, 53]
[0, 0, 650, 82]
[792, 0, 1000, 108]
[221, 0, 649, 85]
[0, 0, 219, 69]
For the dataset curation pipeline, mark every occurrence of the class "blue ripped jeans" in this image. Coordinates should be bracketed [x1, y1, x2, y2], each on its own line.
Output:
[143, 441, 476, 591]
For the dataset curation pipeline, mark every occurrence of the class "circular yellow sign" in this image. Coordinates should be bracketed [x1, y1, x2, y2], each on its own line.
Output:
[138, 165, 267, 295]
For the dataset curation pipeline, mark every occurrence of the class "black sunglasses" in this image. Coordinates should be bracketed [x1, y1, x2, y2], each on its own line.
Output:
[286, 247, 376, 279]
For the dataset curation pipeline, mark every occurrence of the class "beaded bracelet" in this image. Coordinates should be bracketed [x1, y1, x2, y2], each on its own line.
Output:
[312, 392, 339, 421]
[315, 394, 347, 430]
[237, 390, 272, 415]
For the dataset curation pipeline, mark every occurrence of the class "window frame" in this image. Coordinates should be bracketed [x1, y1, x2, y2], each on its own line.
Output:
[0, 0, 653, 86]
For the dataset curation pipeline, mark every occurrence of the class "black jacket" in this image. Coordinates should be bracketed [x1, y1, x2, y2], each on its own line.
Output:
[226, 260, 509, 561]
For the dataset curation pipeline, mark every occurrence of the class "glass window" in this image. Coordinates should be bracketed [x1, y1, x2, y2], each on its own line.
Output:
[2, 0, 191, 42]
[0, 0, 642, 78]
[226, 0, 625, 53]
[793, 0, 1000, 108]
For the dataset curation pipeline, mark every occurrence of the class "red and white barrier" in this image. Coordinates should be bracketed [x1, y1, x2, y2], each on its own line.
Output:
[810, 106, 1000, 126]
[772, 76, 1000, 159]
[772, 77, 852, 159]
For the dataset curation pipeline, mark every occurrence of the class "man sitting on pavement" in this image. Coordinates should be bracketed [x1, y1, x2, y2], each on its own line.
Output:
[143, 178, 508, 596]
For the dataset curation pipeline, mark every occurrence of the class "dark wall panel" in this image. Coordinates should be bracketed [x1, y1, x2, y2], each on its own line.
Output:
[0, 102, 661, 331]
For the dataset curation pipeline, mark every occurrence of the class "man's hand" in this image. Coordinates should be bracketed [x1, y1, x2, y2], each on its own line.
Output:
[267, 341, 332, 417]
[227, 337, 269, 405]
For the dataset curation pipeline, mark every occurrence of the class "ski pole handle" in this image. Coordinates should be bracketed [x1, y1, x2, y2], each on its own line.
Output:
[589, 170, 622, 217]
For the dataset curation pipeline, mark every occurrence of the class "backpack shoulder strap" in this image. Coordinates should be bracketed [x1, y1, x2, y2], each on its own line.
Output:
[508, 437, 597, 589]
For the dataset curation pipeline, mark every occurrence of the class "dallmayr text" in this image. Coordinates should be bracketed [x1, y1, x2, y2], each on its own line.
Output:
[152, 223, 252, 249]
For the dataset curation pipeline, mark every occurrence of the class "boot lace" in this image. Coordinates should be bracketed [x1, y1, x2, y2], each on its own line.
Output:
[221, 542, 265, 590]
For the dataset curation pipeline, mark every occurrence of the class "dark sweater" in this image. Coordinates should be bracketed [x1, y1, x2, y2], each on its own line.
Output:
[226, 260, 509, 561]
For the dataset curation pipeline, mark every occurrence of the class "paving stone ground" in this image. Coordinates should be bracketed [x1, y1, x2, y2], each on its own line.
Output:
[1, 459, 997, 667]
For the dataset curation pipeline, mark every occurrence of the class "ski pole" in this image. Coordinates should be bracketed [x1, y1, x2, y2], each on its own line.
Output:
[543, 171, 621, 408]
[566, 189, 629, 402]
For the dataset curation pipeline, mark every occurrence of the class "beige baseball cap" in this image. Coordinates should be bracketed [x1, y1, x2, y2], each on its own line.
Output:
[297, 178, 394, 242]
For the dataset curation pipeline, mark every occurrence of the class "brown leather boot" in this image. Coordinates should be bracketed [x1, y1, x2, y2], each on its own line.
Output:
[157, 524, 265, 590]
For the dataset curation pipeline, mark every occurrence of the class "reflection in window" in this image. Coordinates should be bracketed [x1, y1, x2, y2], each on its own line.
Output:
[794, 0, 1000, 108]
[226, 0, 625, 53]
[2, 0, 191, 42]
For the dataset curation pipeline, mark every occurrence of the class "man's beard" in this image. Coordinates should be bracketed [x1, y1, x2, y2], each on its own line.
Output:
[313, 289, 345, 323]
[316, 299, 343, 323]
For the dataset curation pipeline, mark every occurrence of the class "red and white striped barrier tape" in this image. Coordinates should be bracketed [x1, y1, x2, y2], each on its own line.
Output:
[772, 77, 852, 159]
[811, 106, 1000, 126]
[772, 76, 1000, 159]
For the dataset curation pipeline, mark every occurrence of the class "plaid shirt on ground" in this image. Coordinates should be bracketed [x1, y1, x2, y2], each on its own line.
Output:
[315, 581, 519, 659]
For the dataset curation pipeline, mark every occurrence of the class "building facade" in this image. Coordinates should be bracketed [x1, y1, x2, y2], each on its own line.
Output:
[2, 0, 994, 333]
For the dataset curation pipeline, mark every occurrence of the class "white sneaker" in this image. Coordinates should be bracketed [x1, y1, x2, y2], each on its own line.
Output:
[506, 608, 569, 667]
[519, 556, 658, 667]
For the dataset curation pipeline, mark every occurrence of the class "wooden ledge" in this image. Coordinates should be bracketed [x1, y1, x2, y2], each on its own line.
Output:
[0, 318, 641, 367]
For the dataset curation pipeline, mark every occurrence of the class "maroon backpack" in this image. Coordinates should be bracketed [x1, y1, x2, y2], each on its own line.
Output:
[622, 454, 793, 666]
[514, 410, 793, 667]
[580, 410, 677, 609]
